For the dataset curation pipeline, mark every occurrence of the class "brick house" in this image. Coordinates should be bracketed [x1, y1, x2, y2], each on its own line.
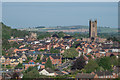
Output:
[21, 54, 27, 61]
[41, 55, 62, 66]
[24, 60, 36, 70]
[5, 57, 11, 65]
[0, 56, 6, 65]
[49, 56, 62, 65]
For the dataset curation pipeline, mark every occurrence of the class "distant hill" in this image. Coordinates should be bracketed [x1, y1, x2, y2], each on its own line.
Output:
[2, 22, 30, 40]
[22, 25, 118, 33]
[35, 26, 45, 28]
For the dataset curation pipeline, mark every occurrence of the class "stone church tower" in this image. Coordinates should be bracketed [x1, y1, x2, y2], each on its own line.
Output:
[89, 20, 97, 38]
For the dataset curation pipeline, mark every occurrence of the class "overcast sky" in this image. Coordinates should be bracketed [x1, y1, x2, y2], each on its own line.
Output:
[2, 2, 118, 28]
[1, 0, 120, 2]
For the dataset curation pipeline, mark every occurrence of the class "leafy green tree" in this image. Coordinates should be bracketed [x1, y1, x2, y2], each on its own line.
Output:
[71, 55, 86, 70]
[2, 39, 11, 50]
[50, 47, 60, 53]
[37, 55, 41, 60]
[39, 49, 44, 51]
[6, 65, 11, 69]
[57, 32, 65, 38]
[84, 59, 99, 73]
[72, 33, 89, 39]
[23, 68, 39, 78]
[45, 57, 53, 69]
[37, 32, 51, 39]
[72, 41, 80, 48]
[118, 55, 120, 66]
[27, 57, 32, 61]
[15, 63, 23, 68]
[97, 66, 104, 71]
[24, 66, 35, 73]
[97, 56, 112, 70]
[110, 56, 119, 66]
[107, 37, 119, 42]
[62, 48, 79, 59]
[10, 42, 20, 48]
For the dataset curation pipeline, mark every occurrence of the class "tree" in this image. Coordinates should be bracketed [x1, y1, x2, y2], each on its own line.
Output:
[97, 56, 112, 70]
[37, 32, 51, 39]
[84, 59, 99, 73]
[72, 41, 80, 48]
[2, 23, 30, 55]
[27, 57, 32, 61]
[24, 66, 37, 74]
[6, 65, 11, 69]
[71, 55, 86, 70]
[24, 66, 34, 73]
[62, 48, 79, 59]
[23, 68, 39, 78]
[45, 57, 53, 69]
[110, 56, 119, 66]
[37, 55, 41, 60]
[50, 47, 60, 53]
[118, 55, 120, 66]
[97, 66, 104, 71]
[12, 72, 19, 79]
[15, 63, 23, 68]
[57, 32, 65, 38]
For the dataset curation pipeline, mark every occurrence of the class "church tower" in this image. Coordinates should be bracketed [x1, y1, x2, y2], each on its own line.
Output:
[89, 20, 97, 38]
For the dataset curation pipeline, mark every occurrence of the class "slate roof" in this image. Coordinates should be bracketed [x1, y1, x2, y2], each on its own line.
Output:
[42, 58, 46, 62]
[76, 73, 95, 78]
[51, 55, 60, 59]
[108, 50, 112, 52]
[4, 56, 8, 59]
[113, 67, 120, 74]
[111, 47, 120, 49]
[43, 53, 60, 57]
[100, 50, 105, 52]
[55, 71, 64, 75]
[45, 68, 54, 73]
[9, 56, 19, 59]
[63, 42, 69, 45]
[75, 43, 82, 48]
[55, 47, 62, 50]
[40, 41, 45, 44]
[113, 68, 119, 74]
[14, 59, 19, 62]
[95, 71, 112, 76]
[95, 51, 99, 53]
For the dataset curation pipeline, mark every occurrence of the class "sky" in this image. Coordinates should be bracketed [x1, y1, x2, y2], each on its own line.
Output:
[2, 2, 118, 28]
[1, 0, 120, 2]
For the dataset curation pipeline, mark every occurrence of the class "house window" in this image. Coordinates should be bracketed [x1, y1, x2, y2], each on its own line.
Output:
[101, 76, 103, 78]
